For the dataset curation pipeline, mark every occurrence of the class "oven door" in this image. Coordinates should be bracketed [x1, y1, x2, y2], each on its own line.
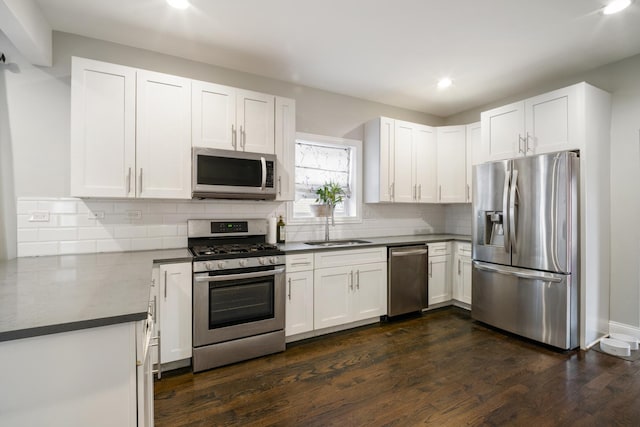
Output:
[193, 266, 285, 347]
[192, 147, 276, 200]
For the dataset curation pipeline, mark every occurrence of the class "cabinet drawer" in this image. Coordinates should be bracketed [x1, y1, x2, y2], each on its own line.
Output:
[314, 247, 386, 269]
[428, 242, 450, 256]
[286, 253, 314, 272]
[456, 242, 471, 256]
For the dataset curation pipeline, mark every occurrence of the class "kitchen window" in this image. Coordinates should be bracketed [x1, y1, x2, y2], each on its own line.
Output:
[288, 133, 362, 224]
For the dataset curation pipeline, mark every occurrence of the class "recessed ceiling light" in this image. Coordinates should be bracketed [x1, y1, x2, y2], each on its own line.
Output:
[437, 77, 453, 90]
[603, 0, 632, 15]
[167, 0, 190, 10]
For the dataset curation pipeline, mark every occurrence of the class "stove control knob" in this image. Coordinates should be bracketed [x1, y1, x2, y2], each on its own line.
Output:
[239, 259, 248, 267]
[205, 262, 214, 271]
[269, 256, 279, 265]
[217, 261, 227, 270]
[258, 257, 267, 265]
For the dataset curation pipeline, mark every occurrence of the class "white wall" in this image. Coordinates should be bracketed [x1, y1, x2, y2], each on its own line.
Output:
[0, 31, 446, 259]
[446, 53, 640, 333]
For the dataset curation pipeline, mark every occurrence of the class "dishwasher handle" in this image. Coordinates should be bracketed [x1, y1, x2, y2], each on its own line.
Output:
[390, 248, 428, 257]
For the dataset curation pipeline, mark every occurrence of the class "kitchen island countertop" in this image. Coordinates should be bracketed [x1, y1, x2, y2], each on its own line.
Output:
[0, 249, 192, 342]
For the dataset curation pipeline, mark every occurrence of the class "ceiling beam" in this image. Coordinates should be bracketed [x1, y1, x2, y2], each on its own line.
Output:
[0, 0, 52, 67]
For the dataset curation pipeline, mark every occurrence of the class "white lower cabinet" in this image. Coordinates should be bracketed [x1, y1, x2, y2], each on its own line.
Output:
[157, 262, 192, 366]
[285, 253, 315, 337]
[313, 247, 387, 330]
[452, 242, 472, 306]
[428, 243, 451, 305]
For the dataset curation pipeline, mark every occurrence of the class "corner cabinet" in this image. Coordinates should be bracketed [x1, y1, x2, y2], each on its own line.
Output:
[466, 122, 481, 202]
[481, 84, 581, 161]
[71, 57, 191, 199]
[314, 247, 387, 329]
[436, 125, 466, 203]
[274, 97, 296, 201]
[191, 80, 275, 154]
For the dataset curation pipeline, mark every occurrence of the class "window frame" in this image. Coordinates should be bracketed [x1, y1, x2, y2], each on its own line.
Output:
[286, 132, 363, 226]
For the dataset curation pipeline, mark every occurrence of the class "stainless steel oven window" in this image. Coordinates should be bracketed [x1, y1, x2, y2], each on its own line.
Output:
[209, 278, 275, 328]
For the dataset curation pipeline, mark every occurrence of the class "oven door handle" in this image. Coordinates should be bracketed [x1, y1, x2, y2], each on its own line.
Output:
[194, 268, 285, 283]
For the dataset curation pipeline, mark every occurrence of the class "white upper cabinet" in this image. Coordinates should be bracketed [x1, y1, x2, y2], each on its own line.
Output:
[414, 124, 438, 203]
[136, 70, 192, 199]
[71, 58, 191, 199]
[274, 97, 296, 201]
[466, 122, 481, 203]
[364, 117, 394, 203]
[436, 125, 466, 203]
[393, 120, 416, 203]
[70, 57, 136, 198]
[191, 81, 236, 150]
[192, 82, 275, 154]
[481, 84, 581, 161]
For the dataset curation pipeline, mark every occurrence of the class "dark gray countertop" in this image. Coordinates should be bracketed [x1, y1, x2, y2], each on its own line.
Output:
[0, 249, 192, 342]
[278, 234, 471, 253]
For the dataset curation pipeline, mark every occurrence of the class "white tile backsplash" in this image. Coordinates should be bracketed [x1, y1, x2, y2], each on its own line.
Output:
[15, 197, 463, 257]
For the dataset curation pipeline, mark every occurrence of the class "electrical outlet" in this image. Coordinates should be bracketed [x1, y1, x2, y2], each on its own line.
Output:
[29, 211, 50, 222]
[88, 211, 105, 220]
[127, 210, 142, 219]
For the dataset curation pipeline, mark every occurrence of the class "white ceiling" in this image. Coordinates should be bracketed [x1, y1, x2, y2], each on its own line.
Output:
[35, 0, 640, 117]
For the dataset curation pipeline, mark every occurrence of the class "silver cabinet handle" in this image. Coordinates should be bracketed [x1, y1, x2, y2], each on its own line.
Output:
[458, 259, 461, 275]
[288, 277, 292, 300]
[526, 132, 533, 153]
[413, 185, 417, 200]
[278, 176, 282, 196]
[139, 168, 143, 194]
[418, 184, 422, 200]
[349, 270, 354, 290]
[391, 249, 428, 257]
[356, 270, 360, 290]
[438, 185, 442, 201]
[240, 125, 245, 149]
[232, 124, 237, 149]
[429, 261, 433, 278]
[466, 184, 470, 202]
[518, 134, 526, 154]
[126, 167, 132, 195]
[163, 270, 167, 299]
[290, 262, 312, 266]
[390, 182, 395, 200]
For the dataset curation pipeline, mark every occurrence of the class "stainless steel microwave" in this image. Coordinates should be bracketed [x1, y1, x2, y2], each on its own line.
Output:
[192, 147, 277, 200]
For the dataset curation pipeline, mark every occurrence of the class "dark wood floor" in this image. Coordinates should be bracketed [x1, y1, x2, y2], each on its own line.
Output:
[154, 307, 640, 426]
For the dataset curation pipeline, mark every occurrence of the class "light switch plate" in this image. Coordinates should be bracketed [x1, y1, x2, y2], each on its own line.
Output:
[127, 210, 142, 219]
[88, 211, 105, 219]
[29, 211, 50, 222]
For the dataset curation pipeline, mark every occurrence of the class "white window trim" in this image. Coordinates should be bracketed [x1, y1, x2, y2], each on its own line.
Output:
[287, 132, 363, 226]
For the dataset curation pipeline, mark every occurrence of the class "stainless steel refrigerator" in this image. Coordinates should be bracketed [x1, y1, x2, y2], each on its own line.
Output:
[472, 150, 579, 350]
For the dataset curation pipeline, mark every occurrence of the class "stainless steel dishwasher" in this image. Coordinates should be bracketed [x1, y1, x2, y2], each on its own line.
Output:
[387, 244, 429, 317]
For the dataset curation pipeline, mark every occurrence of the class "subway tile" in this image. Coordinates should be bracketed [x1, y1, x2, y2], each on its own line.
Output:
[177, 202, 205, 214]
[96, 239, 131, 253]
[83, 201, 115, 214]
[16, 200, 38, 214]
[147, 202, 178, 213]
[113, 201, 148, 213]
[147, 225, 178, 237]
[131, 237, 163, 251]
[59, 240, 97, 255]
[18, 242, 59, 257]
[39, 228, 78, 242]
[17, 229, 39, 243]
[38, 200, 78, 214]
[114, 225, 148, 239]
[162, 236, 187, 249]
[78, 226, 115, 240]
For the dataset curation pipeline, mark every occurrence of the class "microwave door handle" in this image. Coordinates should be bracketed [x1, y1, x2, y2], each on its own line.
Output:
[194, 268, 284, 283]
[260, 157, 267, 190]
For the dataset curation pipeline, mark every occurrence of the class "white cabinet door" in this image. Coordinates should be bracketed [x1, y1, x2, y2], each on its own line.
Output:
[437, 125, 466, 203]
[159, 262, 192, 364]
[314, 266, 352, 329]
[481, 101, 525, 161]
[275, 97, 296, 201]
[460, 255, 472, 305]
[466, 122, 481, 202]
[428, 254, 450, 305]
[285, 270, 314, 336]
[191, 80, 236, 150]
[414, 124, 438, 203]
[237, 89, 275, 154]
[352, 262, 387, 321]
[524, 85, 579, 155]
[70, 57, 136, 198]
[364, 117, 395, 203]
[136, 71, 192, 199]
[393, 120, 416, 203]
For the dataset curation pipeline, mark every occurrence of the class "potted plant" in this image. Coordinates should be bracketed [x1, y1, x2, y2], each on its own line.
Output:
[310, 181, 344, 216]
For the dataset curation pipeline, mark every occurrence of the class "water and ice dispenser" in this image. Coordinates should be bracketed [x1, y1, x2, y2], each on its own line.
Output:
[479, 211, 504, 247]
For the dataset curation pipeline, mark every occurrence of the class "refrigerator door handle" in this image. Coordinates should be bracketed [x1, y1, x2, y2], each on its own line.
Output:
[502, 170, 511, 252]
[509, 169, 518, 250]
[473, 261, 563, 283]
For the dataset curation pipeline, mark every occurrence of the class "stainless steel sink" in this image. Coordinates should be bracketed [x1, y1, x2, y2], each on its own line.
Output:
[304, 239, 371, 247]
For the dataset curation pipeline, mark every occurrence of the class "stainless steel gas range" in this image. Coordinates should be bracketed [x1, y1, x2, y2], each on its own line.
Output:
[188, 219, 285, 372]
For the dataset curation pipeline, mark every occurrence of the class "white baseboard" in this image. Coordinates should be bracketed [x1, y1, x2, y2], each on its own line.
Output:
[609, 321, 640, 339]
